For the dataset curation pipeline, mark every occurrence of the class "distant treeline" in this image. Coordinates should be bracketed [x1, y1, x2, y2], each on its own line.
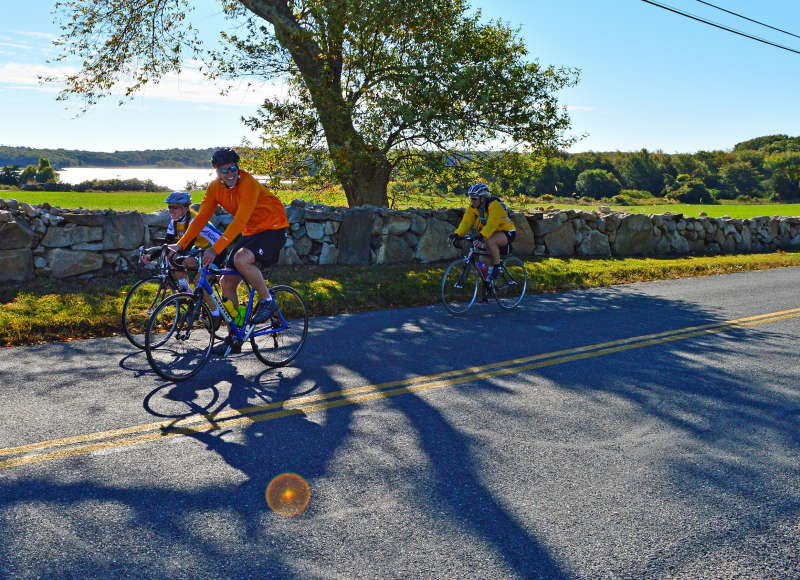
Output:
[486, 134, 800, 203]
[0, 146, 217, 169]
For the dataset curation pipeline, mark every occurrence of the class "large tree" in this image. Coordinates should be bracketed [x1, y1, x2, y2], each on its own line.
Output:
[51, 0, 578, 207]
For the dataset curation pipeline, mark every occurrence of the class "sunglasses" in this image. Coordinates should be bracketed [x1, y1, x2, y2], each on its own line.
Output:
[218, 164, 239, 175]
[167, 205, 185, 210]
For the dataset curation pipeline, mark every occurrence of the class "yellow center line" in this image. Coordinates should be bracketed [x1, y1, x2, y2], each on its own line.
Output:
[2, 307, 799, 470]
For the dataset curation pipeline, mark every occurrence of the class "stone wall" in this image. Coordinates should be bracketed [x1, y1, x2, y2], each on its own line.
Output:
[1, 196, 799, 282]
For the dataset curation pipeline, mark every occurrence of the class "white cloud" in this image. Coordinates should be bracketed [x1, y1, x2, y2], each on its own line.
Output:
[0, 41, 32, 50]
[0, 61, 290, 106]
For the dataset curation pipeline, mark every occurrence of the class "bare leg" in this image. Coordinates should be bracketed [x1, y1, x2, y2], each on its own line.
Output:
[484, 232, 509, 266]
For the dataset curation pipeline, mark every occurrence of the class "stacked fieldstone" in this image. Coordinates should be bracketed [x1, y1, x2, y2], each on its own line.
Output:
[1, 197, 799, 282]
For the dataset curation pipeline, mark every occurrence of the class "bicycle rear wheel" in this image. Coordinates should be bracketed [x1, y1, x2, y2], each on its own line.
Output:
[441, 259, 478, 315]
[145, 293, 214, 381]
[250, 285, 308, 367]
[122, 276, 174, 349]
[494, 256, 527, 310]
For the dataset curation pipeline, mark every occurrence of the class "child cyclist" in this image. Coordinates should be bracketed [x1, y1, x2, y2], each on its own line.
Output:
[141, 190, 226, 322]
[448, 183, 516, 280]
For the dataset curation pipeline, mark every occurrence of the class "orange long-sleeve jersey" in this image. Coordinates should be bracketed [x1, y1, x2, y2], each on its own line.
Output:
[177, 170, 288, 255]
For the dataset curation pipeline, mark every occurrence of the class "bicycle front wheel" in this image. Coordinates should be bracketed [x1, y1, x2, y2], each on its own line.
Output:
[250, 285, 308, 367]
[122, 276, 173, 349]
[145, 293, 214, 381]
[494, 256, 527, 310]
[441, 259, 478, 315]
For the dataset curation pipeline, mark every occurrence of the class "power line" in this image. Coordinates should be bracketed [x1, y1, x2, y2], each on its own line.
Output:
[640, 0, 800, 55]
[696, 0, 800, 41]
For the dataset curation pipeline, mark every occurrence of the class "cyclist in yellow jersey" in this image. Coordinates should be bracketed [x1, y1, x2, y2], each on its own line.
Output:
[449, 183, 516, 280]
[142, 190, 224, 288]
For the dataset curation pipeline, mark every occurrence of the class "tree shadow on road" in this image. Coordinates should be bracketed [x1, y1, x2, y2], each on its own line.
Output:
[1, 281, 798, 577]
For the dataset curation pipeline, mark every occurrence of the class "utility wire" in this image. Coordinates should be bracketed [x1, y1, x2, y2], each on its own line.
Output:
[640, 0, 800, 55]
[696, 0, 800, 41]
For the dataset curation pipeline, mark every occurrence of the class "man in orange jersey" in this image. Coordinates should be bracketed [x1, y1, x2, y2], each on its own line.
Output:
[168, 148, 288, 354]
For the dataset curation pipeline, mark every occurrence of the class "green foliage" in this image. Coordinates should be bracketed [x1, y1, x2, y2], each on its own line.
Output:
[0, 166, 21, 186]
[718, 161, 761, 199]
[575, 169, 621, 199]
[19, 165, 37, 185]
[734, 134, 800, 153]
[51, 0, 578, 208]
[618, 149, 665, 195]
[665, 179, 714, 204]
[764, 152, 800, 200]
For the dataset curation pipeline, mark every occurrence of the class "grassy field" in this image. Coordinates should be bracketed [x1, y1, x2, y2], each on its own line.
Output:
[3, 188, 800, 218]
[2, 252, 800, 347]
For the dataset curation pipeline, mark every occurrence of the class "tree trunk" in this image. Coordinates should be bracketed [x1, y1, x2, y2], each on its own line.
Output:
[329, 138, 392, 207]
[245, 1, 392, 207]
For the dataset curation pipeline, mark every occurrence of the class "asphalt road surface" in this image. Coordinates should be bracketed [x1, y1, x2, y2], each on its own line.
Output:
[1, 267, 799, 579]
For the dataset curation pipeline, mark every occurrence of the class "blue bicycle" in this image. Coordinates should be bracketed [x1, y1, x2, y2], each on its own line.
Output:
[144, 252, 308, 381]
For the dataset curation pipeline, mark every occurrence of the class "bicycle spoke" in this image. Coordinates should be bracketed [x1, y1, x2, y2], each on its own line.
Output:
[122, 276, 173, 349]
[441, 259, 478, 315]
[494, 256, 527, 310]
[250, 286, 308, 367]
[145, 294, 213, 381]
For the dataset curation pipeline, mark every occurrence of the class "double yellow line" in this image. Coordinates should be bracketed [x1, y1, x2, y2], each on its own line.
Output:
[2, 307, 799, 471]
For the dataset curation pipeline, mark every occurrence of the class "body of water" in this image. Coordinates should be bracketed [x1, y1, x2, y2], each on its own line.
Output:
[58, 167, 218, 191]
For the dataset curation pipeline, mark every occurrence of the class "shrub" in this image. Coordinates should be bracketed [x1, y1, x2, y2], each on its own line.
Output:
[665, 180, 715, 203]
[575, 169, 622, 199]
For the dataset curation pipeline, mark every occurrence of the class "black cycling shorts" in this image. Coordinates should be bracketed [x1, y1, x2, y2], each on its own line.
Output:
[225, 228, 287, 268]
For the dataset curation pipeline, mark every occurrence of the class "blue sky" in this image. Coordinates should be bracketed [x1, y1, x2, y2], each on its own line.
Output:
[1, 0, 799, 154]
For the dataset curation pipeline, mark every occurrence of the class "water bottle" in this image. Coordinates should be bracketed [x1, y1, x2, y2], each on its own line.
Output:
[477, 260, 488, 278]
[234, 305, 247, 326]
[220, 297, 238, 320]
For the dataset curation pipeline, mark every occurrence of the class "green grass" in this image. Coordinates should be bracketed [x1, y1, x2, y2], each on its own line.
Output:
[5, 188, 800, 218]
[2, 252, 800, 347]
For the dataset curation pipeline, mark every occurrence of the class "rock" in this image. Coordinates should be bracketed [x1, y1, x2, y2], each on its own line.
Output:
[103, 213, 145, 250]
[577, 230, 611, 257]
[45, 248, 104, 278]
[543, 221, 575, 257]
[415, 218, 458, 263]
[614, 214, 659, 256]
[377, 235, 414, 264]
[338, 208, 377, 265]
[0, 218, 36, 250]
[509, 212, 535, 256]
[0, 249, 34, 281]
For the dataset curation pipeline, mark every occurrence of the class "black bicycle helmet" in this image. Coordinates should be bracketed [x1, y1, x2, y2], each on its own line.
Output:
[467, 183, 490, 199]
[211, 147, 240, 168]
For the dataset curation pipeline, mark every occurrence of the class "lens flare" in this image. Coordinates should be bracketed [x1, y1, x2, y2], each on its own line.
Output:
[266, 473, 311, 516]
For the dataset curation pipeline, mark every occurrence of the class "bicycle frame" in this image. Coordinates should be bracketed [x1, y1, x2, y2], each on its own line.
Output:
[193, 264, 290, 343]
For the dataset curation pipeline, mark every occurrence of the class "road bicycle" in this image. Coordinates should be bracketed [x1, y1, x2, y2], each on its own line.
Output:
[121, 242, 190, 349]
[441, 234, 527, 315]
[122, 243, 245, 349]
[144, 249, 309, 381]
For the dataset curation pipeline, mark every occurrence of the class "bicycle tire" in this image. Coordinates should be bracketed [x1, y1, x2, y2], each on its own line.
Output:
[493, 255, 527, 310]
[250, 285, 308, 367]
[441, 259, 479, 315]
[122, 276, 174, 349]
[145, 293, 214, 382]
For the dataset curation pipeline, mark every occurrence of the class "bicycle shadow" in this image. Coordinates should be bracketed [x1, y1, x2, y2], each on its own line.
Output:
[3, 276, 798, 577]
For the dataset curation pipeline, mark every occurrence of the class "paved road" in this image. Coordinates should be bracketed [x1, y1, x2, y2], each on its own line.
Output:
[1, 267, 799, 578]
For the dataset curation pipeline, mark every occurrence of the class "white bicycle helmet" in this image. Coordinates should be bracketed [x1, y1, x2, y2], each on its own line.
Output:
[467, 183, 490, 199]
